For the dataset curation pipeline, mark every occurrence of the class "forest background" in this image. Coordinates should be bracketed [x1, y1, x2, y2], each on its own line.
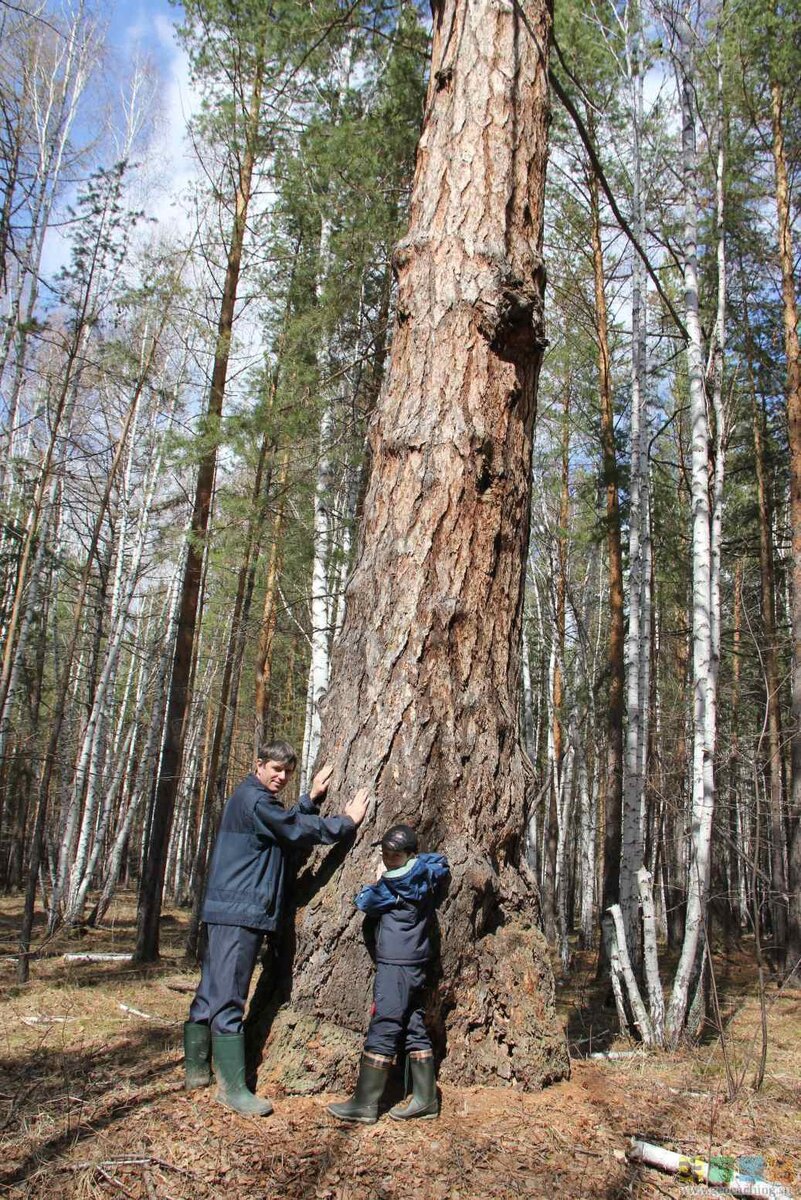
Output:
[1, 0, 800, 1064]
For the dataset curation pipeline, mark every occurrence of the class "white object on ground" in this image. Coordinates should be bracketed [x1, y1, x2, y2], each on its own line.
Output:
[63, 953, 133, 962]
[629, 1139, 793, 1198]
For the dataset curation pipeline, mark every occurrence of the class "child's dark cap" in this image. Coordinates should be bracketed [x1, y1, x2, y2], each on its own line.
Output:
[381, 824, 418, 854]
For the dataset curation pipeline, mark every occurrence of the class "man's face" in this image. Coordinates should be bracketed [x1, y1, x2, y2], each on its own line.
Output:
[256, 758, 294, 794]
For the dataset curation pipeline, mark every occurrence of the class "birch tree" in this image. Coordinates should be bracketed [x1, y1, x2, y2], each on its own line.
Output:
[663, 1, 727, 1041]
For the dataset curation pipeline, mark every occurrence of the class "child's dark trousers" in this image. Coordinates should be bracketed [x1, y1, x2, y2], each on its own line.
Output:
[363, 962, 432, 1057]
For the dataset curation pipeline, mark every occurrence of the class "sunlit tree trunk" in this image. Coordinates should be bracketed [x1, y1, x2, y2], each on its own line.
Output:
[262, 0, 568, 1090]
[770, 78, 801, 980]
[254, 453, 289, 748]
[666, 17, 719, 1041]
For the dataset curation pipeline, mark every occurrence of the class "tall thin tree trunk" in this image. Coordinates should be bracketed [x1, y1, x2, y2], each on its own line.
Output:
[184, 434, 275, 960]
[666, 20, 717, 1041]
[620, 35, 650, 962]
[770, 78, 801, 981]
[589, 153, 624, 963]
[134, 51, 266, 962]
[743, 281, 787, 956]
[254, 452, 289, 748]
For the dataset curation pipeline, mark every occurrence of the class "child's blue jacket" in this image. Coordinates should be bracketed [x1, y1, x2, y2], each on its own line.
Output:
[355, 853, 450, 964]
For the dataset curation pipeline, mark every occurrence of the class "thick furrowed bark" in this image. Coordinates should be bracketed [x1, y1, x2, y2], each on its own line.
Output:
[259, 0, 567, 1091]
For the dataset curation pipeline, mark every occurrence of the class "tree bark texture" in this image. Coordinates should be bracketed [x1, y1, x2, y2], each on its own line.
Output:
[590, 159, 624, 958]
[748, 323, 787, 957]
[620, 41, 650, 963]
[770, 79, 801, 981]
[666, 27, 716, 1041]
[261, 0, 567, 1091]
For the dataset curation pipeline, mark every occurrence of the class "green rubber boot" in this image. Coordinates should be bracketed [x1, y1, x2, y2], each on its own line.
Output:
[389, 1051, 439, 1120]
[183, 1021, 211, 1090]
[211, 1033, 273, 1116]
[327, 1052, 392, 1124]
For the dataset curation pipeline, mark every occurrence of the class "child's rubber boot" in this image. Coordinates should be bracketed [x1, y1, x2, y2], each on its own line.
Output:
[183, 1020, 211, 1090]
[389, 1050, 439, 1120]
[327, 1052, 392, 1124]
[211, 1033, 273, 1116]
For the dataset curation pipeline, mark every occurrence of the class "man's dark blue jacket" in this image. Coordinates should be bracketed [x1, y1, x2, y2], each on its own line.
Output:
[201, 774, 356, 931]
[355, 853, 449, 964]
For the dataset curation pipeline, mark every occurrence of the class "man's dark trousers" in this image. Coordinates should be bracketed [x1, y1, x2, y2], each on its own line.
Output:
[188, 924, 263, 1034]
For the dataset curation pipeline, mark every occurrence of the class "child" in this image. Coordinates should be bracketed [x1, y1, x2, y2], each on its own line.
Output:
[327, 824, 449, 1124]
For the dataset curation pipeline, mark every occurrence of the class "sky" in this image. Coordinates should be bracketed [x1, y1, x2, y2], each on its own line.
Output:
[108, 0, 182, 71]
[40, 0, 199, 281]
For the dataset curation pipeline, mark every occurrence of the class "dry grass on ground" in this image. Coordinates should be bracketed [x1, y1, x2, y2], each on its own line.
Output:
[0, 896, 798, 1199]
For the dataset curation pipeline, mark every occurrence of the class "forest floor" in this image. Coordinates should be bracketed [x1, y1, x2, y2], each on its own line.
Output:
[0, 896, 798, 1200]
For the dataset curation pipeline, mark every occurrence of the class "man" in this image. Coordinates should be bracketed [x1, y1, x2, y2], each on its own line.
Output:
[184, 739, 370, 1115]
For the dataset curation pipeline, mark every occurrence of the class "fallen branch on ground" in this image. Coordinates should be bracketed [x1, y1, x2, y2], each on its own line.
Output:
[118, 1003, 167, 1021]
[63, 953, 133, 963]
[20, 1015, 77, 1025]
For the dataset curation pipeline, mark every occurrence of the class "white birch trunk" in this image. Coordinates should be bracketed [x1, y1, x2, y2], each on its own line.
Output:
[57, 393, 142, 921]
[602, 913, 633, 1036]
[665, 17, 718, 1043]
[65, 647, 149, 924]
[300, 217, 334, 790]
[579, 736, 597, 946]
[521, 620, 536, 758]
[609, 903, 655, 1044]
[90, 569, 183, 923]
[556, 723, 575, 970]
[637, 866, 665, 1043]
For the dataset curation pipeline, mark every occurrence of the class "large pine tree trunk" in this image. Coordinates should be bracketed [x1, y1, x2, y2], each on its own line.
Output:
[261, 0, 568, 1091]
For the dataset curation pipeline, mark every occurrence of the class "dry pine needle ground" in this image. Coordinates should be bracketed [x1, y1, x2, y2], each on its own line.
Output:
[0, 897, 798, 1200]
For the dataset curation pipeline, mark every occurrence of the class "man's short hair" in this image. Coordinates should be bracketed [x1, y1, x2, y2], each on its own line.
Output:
[381, 824, 418, 855]
[257, 740, 297, 770]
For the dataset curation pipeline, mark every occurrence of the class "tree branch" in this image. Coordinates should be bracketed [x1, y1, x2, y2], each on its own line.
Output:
[509, 0, 688, 340]
[548, 49, 689, 341]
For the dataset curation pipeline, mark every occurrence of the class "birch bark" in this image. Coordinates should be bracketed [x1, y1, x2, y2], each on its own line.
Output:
[665, 16, 717, 1041]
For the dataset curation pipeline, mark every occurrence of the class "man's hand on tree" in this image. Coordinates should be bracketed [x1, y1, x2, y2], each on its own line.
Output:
[309, 762, 334, 801]
[344, 786, 370, 827]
